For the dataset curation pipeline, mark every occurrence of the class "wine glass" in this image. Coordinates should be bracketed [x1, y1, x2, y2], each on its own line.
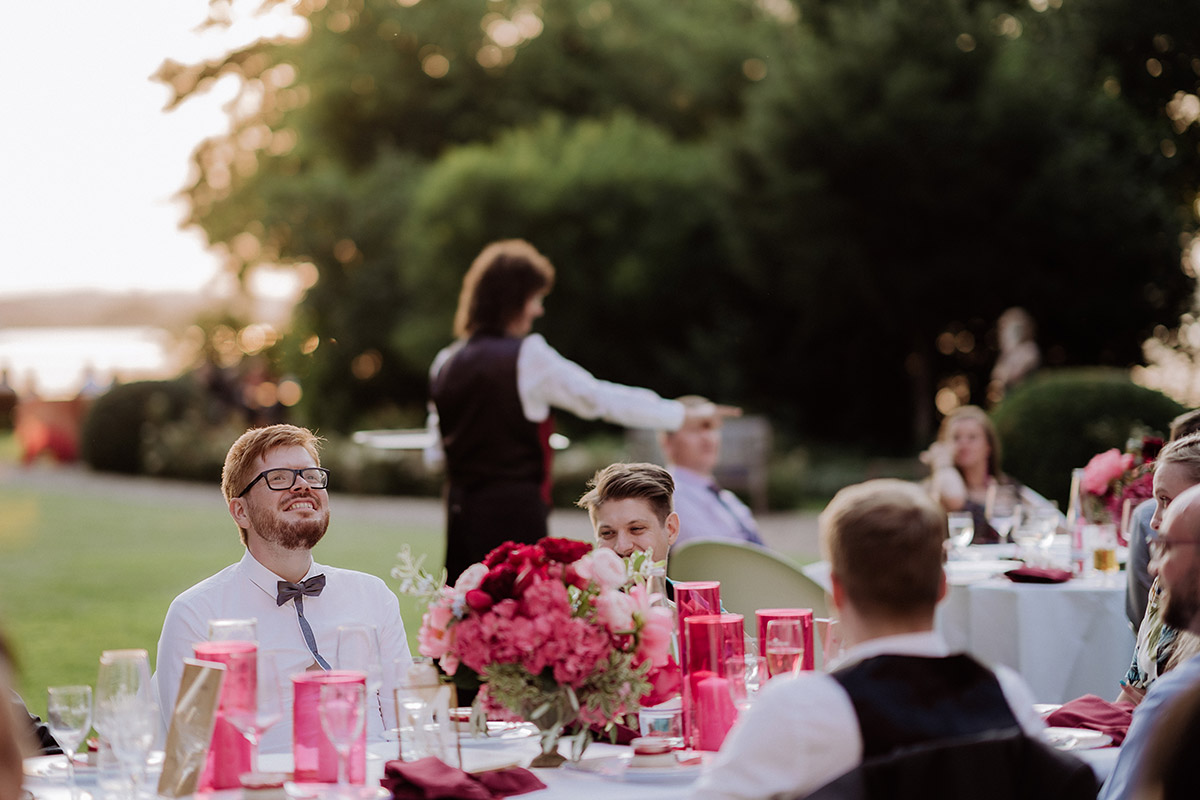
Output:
[764, 619, 804, 679]
[319, 682, 366, 796]
[224, 649, 284, 774]
[46, 685, 92, 795]
[985, 484, 1021, 543]
[95, 649, 156, 800]
[208, 618, 257, 643]
[946, 512, 975, 558]
[337, 625, 382, 758]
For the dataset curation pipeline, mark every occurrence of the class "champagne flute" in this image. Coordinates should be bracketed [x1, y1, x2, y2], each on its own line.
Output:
[985, 484, 1021, 543]
[337, 625, 382, 758]
[95, 649, 156, 800]
[46, 685, 92, 795]
[764, 619, 804, 679]
[319, 682, 366, 796]
[224, 650, 284, 773]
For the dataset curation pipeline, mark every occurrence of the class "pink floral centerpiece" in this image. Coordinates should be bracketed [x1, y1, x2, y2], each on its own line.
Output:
[393, 538, 678, 766]
[1080, 436, 1162, 542]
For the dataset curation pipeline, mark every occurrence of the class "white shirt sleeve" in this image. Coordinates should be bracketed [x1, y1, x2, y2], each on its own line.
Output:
[693, 673, 862, 800]
[516, 334, 685, 430]
[423, 346, 456, 471]
[152, 596, 209, 741]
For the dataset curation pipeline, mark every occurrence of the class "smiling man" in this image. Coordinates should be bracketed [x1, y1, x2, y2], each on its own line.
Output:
[577, 462, 679, 563]
[152, 424, 411, 752]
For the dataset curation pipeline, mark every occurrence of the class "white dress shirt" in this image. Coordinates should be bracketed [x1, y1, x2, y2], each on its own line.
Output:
[692, 631, 1044, 800]
[670, 466, 763, 547]
[425, 333, 685, 468]
[153, 550, 411, 753]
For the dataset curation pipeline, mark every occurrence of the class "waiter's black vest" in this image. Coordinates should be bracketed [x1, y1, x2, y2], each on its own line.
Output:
[832, 654, 1020, 760]
[430, 335, 549, 490]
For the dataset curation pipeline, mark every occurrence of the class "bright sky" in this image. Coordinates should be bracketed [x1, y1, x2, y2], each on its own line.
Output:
[0, 1, 303, 296]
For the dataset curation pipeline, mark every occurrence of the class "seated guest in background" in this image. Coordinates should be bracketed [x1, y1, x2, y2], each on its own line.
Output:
[1128, 409, 1200, 631]
[1102, 482, 1200, 799]
[1119, 432, 1200, 706]
[694, 479, 1047, 799]
[921, 405, 1056, 543]
[659, 395, 764, 549]
[153, 424, 411, 752]
[578, 462, 679, 565]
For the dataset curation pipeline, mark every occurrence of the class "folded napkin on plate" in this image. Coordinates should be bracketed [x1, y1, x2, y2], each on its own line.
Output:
[381, 757, 546, 800]
[1005, 566, 1072, 584]
[1044, 694, 1134, 746]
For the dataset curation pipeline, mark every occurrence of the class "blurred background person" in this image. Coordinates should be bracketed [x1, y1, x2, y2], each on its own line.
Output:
[426, 239, 735, 582]
[922, 405, 1054, 543]
[658, 395, 763, 550]
[988, 306, 1041, 405]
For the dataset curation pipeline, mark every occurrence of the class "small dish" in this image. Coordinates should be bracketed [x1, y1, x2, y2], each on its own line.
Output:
[1041, 727, 1112, 751]
[458, 721, 537, 747]
[566, 753, 705, 784]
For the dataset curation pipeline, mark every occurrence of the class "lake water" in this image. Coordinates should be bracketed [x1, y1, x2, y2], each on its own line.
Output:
[0, 326, 181, 399]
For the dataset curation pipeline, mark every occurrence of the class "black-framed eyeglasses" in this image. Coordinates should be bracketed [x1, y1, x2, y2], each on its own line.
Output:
[1148, 537, 1200, 559]
[238, 467, 330, 497]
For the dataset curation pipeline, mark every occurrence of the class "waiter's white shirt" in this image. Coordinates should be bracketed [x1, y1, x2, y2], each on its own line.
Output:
[693, 631, 1044, 800]
[153, 550, 411, 753]
[425, 333, 685, 468]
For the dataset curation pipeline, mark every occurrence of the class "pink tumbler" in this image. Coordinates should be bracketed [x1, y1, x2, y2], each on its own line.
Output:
[674, 581, 721, 678]
[192, 640, 256, 791]
[682, 613, 744, 751]
[292, 671, 367, 783]
[756, 609, 815, 672]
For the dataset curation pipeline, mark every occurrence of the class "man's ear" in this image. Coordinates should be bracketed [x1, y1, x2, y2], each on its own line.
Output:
[830, 572, 846, 614]
[937, 568, 947, 603]
[229, 497, 250, 530]
[665, 512, 680, 547]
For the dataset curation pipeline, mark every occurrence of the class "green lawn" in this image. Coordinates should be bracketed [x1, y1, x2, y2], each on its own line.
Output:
[0, 475, 442, 719]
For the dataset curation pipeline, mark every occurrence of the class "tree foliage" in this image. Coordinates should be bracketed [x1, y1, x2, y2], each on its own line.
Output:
[163, 0, 1198, 448]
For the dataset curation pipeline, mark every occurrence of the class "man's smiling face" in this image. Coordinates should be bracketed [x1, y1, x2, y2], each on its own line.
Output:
[240, 445, 330, 550]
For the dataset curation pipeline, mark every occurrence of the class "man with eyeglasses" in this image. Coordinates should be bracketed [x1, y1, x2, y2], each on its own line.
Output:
[152, 424, 412, 752]
[1102, 482, 1200, 799]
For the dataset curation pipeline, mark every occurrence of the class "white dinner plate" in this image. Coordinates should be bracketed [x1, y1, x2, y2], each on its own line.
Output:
[458, 721, 538, 747]
[23, 751, 165, 785]
[944, 560, 1023, 584]
[565, 753, 705, 784]
[1041, 727, 1112, 751]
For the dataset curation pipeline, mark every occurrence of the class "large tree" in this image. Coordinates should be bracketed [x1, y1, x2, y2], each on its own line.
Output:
[163, 0, 1197, 448]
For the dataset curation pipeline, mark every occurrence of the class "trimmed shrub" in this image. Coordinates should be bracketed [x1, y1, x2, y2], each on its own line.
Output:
[991, 368, 1185, 506]
[80, 379, 203, 474]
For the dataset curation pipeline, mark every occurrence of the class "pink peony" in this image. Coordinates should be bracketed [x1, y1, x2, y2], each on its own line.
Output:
[578, 548, 627, 590]
[596, 589, 635, 632]
[417, 606, 454, 659]
[637, 606, 676, 667]
[455, 563, 490, 593]
[1082, 449, 1134, 496]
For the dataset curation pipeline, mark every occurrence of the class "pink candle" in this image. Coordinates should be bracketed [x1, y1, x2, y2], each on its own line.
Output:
[695, 675, 736, 751]
[293, 671, 367, 784]
[192, 640, 256, 791]
[756, 609, 814, 671]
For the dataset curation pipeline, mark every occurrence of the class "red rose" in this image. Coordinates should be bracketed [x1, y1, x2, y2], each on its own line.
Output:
[481, 563, 518, 601]
[464, 589, 494, 613]
[483, 542, 520, 569]
[507, 544, 546, 569]
[538, 537, 593, 565]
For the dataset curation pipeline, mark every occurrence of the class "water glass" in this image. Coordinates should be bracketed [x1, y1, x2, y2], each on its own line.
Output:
[637, 705, 684, 749]
[95, 649, 156, 800]
[47, 685, 92, 792]
[764, 619, 804, 679]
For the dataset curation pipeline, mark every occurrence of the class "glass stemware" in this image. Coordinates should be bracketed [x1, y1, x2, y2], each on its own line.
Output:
[223, 649, 284, 774]
[764, 619, 804, 679]
[208, 618, 258, 643]
[95, 649, 156, 800]
[946, 512, 975, 558]
[985, 484, 1021, 543]
[46, 685, 92, 796]
[319, 682, 366, 796]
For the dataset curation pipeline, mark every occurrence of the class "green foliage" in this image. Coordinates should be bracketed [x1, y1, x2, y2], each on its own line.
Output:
[991, 368, 1185, 505]
[161, 0, 1197, 448]
[79, 380, 203, 474]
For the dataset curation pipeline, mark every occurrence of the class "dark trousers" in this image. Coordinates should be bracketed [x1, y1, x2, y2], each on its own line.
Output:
[443, 480, 549, 583]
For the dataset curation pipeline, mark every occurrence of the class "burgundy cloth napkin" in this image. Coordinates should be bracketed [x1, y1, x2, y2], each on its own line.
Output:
[1044, 694, 1134, 746]
[381, 757, 546, 800]
[1005, 566, 1072, 584]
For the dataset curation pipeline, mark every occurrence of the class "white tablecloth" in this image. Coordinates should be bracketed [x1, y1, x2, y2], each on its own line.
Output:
[23, 741, 696, 800]
[802, 556, 1134, 704]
